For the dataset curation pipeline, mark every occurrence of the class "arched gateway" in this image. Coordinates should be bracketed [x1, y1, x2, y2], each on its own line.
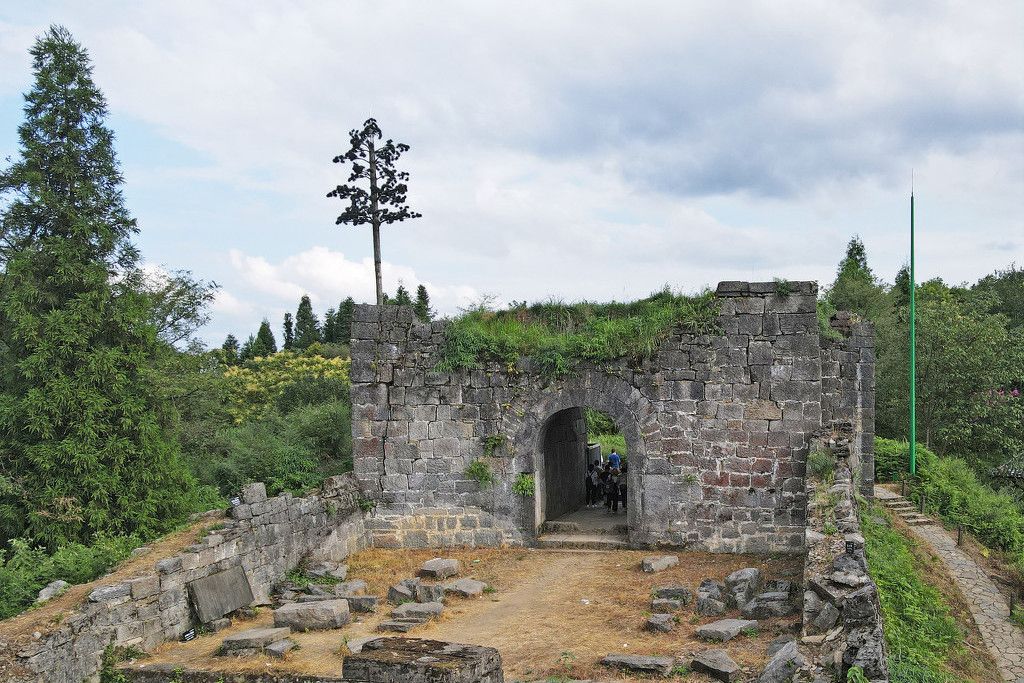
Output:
[350, 281, 874, 553]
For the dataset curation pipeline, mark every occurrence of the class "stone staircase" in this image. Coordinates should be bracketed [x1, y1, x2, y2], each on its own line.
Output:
[536, 520, 630, 550]
[877, 489, 934, 526]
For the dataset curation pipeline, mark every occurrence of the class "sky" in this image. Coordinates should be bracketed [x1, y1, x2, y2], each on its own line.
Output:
[1, 1, 1022, 346]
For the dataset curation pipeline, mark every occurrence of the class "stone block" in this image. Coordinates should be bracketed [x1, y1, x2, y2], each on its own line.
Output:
[88, 583, 130, 603]
[602, 653, 675, 676]
[696, 618, 759, 643]
[692, 648, 742, 682]
[444, 578, 487, 597]
[641, 555, 679, 573]
[220, 627, 291, 651]
[342, 637, 502, 682]
[265, 638, 295, 658]
[273, 599, 351, 631]
[645, 613, 674, 632]
[241, 482, 267, 504]
[392, 601, 443, 621]
[756, 640, 805, 683]
[186, 565, 255, 624]
[420, 557, 461, 578]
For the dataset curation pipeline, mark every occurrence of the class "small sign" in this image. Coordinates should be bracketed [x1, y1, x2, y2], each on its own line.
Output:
[845, 541, 856, 555]
[182, 628, 197, 642]
[229, 496, 241, 507]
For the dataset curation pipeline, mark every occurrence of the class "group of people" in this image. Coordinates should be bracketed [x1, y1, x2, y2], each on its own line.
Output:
[585, 449, 627, 513]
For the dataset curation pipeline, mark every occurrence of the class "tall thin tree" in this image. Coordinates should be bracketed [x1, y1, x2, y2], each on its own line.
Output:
[0, 26, 195, 546]
[327, 118, 421, 305]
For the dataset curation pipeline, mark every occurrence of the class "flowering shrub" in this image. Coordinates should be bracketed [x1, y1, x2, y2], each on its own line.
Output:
[223, 351, 350, 423]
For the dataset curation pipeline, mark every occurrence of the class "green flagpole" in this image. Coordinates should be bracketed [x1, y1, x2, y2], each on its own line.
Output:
[909, 187, 917, 476]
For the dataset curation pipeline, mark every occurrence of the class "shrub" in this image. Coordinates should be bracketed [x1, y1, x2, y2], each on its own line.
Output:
[807, 449, 835, 479]
[914, 456, 1024, 555]
[435, 288, 720, 378]
[465, 460, 495, 487]
[222, 351, 350, 424]
[512, 473, 535, 497]
[874, 437, 939, 483]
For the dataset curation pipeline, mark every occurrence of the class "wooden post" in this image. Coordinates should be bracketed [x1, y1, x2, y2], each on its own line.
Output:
[920, 492, 926, 514]
[957, 525, 963, 546]
[901, 478, 907, 497]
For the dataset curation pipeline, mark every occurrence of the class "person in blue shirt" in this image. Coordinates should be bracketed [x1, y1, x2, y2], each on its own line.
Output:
[608, 449, 621, 469]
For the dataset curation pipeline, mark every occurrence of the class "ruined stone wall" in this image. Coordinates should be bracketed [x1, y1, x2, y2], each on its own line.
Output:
[351, 281, 874, 553]
[5, 476, 366, 683]
[821, 312, 876, 499]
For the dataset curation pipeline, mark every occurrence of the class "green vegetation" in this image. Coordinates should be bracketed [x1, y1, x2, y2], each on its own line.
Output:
[436, 288, 720, 378]
[861, 502, 961, 681]
[585, 407, 627, 459]
[465, 459, 496, 487]
[512, 473, 535, 497]
[0, 534, 141, 620]
[807, 449, 835, 479]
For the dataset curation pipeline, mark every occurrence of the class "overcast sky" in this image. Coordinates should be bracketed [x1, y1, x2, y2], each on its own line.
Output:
[1, 2, 1022, 345]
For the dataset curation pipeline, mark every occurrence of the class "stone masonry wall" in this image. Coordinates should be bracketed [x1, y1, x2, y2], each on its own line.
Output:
[351, 281, 874, 553]
[821, 312, 877, 499]
[5, 475, 366, 683]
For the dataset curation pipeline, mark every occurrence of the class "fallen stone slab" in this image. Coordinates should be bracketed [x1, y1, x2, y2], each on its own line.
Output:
[651, 598, 684, 613]
[345, 636, 379, 653]
[415, 583, 446, 603]
[88, 583, 130, 603]
[724, 567, 762, 609]
[766, 634, 795, 657]
[377, 619, 421, 633]
[338, 594, 379, 612]
[641, 555, 679, 573]
[209, 617, 231, 632]
[692, 648, 741, 682]
[444, 577, 488, 597]
[602, 654, 675, 676]
[342, 637, 502, 683]
[757, 640, 805, 683]
[265, 638, 295, 659]
[697, 579, 728, 616]
[420, 558, 461, 579]
[742, 593, 796, 619]
[334, 579, 368, 595]
[697, 618, 759, 643]
[35, 580, 69, 604]
[645, 613, 674, 632]
[220, 627, 292, 652]
[187, 565, 255, 623]
[308, 562, 348, 580]
[392, 601, 444, 621]
[273, 599, 350, 631]
[387, 583, 415, 605]
[653, 583, 693, 603]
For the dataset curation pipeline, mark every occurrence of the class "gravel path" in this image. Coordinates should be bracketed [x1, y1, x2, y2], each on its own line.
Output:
[876, 486, 1024, 683]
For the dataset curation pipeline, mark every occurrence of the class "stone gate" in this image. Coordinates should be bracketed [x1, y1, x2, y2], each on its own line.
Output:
[350, 281, 874, 553]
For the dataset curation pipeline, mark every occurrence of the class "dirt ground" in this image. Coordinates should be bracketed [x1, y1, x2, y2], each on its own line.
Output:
[126, 547, 804, 682]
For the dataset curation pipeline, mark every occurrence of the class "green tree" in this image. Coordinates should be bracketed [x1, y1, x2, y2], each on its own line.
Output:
[327, 118, 421, 305]
[221, 334, 240, 365]
[975, 264, 1024, 330]
[282, 312, 295, 350]
[414, 284, 433, 322]
[239, 334, 256, 361]
[826, 236, 888, 320]
[139, 268, 218, 347]
[323, 307, 338, 343]
[252, 319, 277, 357]
[337, 297, 355, 343]
[0, 26, 196, 548]
[393, 284, 412, 306]
[294, 295, 321, 350]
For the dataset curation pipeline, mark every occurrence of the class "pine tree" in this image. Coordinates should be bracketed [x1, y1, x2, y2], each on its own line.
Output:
[323, 307, 338, 343]
[239, 334, 256, 361]
[414, 284, 434, 322]
[327, 118, 421, 305]
[393, 284, 412, 306]
[252, 319, 277, 356]
[221, 334, 240, 365]
[282, 312, 295, 350]
[294, 295, 321, 350]
[0, 27, 195, 547]
[827, 236, 888, 321]
[337, 297, 355, 344]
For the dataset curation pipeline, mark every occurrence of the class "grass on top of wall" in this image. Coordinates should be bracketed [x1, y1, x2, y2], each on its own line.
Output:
[435, 288, 720, 378]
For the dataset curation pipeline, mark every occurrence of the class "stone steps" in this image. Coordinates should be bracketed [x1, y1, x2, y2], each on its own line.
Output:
[879, 493, 935, 527]
[536, 533, 630, 550]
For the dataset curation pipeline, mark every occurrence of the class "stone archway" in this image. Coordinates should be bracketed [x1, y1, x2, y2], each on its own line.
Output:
[508, 370, 655, 543]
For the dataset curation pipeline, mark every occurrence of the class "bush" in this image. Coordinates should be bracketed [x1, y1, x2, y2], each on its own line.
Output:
[874, 437, 939, 482]
[0, 534, 140, 620]
[593, 433, 626, 459]
[435, 288, 720, 378]
[807, 449, 835, 479]
[861, 503, 961, 678]
[914, 457, 1024, 556]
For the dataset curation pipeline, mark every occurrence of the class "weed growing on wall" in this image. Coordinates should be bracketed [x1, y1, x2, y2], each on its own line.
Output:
[512, 473, 535, 497]
[435, 288, 720, 378]
[465, 459, 496, 487]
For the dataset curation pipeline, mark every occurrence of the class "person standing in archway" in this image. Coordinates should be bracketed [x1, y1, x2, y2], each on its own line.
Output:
[585, 462, 597, 506]
[608, 467, 621, 513]
[608, 449, 622, 469]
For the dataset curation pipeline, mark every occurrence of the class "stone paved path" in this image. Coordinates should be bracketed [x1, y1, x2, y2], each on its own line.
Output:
[876, 486, 1024, 682]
